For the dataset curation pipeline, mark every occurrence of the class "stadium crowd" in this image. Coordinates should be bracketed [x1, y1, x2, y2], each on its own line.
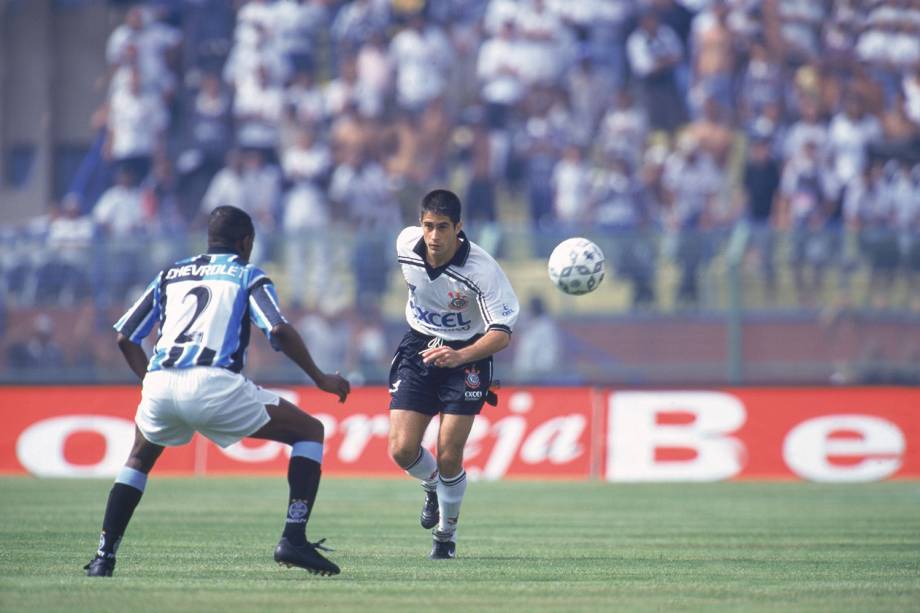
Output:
[3, 0, 920, 378]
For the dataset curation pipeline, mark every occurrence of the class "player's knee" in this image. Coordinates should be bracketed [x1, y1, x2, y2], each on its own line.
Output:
[437, 449, 463, 476]
[388, 437, 417, 468]
[302, 414, 324, 442]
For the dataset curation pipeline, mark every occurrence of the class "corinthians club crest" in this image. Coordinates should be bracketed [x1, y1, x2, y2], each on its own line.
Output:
[465, 365, 481, 389]
[448, 290, 468, 311]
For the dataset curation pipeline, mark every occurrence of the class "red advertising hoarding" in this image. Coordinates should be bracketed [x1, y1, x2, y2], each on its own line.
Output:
[1, 386, 916, 481]
[0, 386, 595, 480]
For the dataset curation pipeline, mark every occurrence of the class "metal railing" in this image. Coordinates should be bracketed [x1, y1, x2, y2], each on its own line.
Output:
[1, 225, 918, 385]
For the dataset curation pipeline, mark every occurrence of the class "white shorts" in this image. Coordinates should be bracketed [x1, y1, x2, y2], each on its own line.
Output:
[136, 367, 278, 448]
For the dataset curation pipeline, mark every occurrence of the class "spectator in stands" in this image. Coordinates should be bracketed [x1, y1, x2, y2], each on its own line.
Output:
[240, 148, 282, 259]
[93, 166, 146, 302]
[565, 55, 615, 145]
[552, 144, 591, 226]
[37, 197, 93, 305]
[177, 72, 233, 221]
[331, 0, 390, 55]
[330, 101, 372, 166]
[104, 67, 167, 183]
[6, 315, 65, 371]
[590, 153, 657, 307]
[845, 161, 899, 308]
[463, 110, 499, 224]
[296, 307, 350, 375]
[202, 149, 245, 215]
[224, 13, 289, 91]
[357, 32, 394, 110]
[743, 133, 781, 293]
[597, 88, 648, 170]
[901, 164, 920, 310]
[626, 9, 686, 133]
[477, 18, 525, 130]
[389, 12, 451, 112]
[282, 125, 332, 306]
[689, 0, 736, 115]
[779, 139, 839, 306]
[778, 0, 825, 64]
[328, 147, 399, 300]
[783, 98, 828, 162]
[521, 90, 565, 228]
[685, 97, 734, 168]
[106, 5, 180, 101]
[234, 63, 284, 151]
[514, 0, 568, 87]
[738, 39, 783, 122]
[325, 54, 382, 119]
[415, 98, 451, 183]
[663, 135, 724, 304]
[903, 67, 920, 127]
[287, 68, 326, 126]
[881, 92, 920, 151]
[272, 0, 328, 72]
[344, 294, 388, 385]
[827, 95, 883, 188]
[512, 296, 562, 380]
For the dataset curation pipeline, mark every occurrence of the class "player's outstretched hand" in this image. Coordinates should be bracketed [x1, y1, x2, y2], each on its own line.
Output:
[317, 372, 350, 403]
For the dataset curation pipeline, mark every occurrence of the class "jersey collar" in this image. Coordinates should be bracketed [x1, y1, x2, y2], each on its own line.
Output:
[413, 230, 471, 279]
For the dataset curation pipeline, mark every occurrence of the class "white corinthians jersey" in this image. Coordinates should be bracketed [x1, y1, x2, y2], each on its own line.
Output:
[397, 226, 519, 342]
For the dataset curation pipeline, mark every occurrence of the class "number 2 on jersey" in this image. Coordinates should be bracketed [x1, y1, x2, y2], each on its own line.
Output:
[175, 286, 211, 344]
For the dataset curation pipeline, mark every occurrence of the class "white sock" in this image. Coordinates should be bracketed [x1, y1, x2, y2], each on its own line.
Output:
[405, 447, 439, 490]
[436, 470, 467, 538]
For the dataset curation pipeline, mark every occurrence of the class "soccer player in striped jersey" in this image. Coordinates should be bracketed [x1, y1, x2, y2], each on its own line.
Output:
[84, 206, 350, 577]
[388, 189, 519, 559]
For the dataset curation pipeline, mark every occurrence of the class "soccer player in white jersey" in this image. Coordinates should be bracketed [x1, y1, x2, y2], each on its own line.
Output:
[84, 206, 350, 577]
[388, 189, 519, 559]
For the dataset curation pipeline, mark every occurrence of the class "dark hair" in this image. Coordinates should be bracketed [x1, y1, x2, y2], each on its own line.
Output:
[208, 205, 254, 249]
[420, 189, 461, 224]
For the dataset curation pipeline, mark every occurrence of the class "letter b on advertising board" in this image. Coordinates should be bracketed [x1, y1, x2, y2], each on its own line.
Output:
[607, 391, 746, 482]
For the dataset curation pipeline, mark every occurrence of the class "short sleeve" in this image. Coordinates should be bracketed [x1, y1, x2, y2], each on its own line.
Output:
[247, 268, 287, 350]
[114, 273, 161, 342]
[475, 260, 519, 335]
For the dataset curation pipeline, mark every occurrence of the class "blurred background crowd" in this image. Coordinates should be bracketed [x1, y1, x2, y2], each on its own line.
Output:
[1, 0, 919, 385]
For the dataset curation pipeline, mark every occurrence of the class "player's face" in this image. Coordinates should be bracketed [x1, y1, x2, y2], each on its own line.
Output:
[420, 212, 461, 259]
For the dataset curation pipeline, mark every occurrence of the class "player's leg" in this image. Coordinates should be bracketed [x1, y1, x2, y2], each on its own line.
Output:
[86, 427, 164, 576]
[389, 409, 440, 527]
[388, 332, 442, 529]
[431, 413, 476, 559]
[249, 398, 339, 576]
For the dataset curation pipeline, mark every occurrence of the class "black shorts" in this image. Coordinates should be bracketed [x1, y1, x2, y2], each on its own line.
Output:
[388, 329, 494, 416]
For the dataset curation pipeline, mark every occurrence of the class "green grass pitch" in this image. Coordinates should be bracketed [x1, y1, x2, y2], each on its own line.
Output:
[1, 477, 918, 612]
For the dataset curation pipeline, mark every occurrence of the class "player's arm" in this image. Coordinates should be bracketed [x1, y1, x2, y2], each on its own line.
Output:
[248, 274, 350, 403]
[112, 275, 161, 381]
[117, 333, 150, 381]
[421, 329, 510, 368]
[271, 322, 350, 403]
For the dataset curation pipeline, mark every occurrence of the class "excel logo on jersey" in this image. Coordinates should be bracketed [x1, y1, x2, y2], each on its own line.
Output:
[410, 300, 472, 330]
[448, 291, 468, 311]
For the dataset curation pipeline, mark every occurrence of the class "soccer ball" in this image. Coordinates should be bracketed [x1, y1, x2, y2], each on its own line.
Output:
[547, 238, 606, 295]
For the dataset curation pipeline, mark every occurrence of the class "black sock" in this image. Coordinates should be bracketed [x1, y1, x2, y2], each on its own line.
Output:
[282, 456, 321, 546]
[97, 483, 144, 557]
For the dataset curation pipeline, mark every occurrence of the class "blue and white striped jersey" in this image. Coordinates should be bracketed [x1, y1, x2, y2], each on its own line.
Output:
[114, 251, 287, 373]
